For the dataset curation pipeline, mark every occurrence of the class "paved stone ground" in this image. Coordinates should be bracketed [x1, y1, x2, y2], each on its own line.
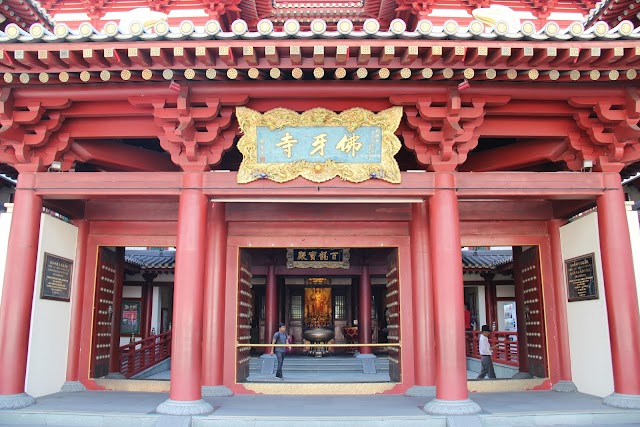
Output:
[0, 390, 639, 427]
[145, 370, 480, 381]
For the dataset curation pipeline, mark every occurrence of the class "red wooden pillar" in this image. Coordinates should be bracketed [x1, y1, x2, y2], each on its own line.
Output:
[0, 173, 41, 409]
[406, 201, 436, 395]
[483, 274, 496, 330]
[547, 220, 577, 392]
[424, 172, 480, 415]
[61, 219, 89, 392]
[597, 173, 640, 408]
[202, 202, 232, 396]
[264, 264, 277, 355]
[142, 272, 157, 338]
[512, 247, 531, 378]
[107, 247, 125, 378]
[156, 173, 213, 415]
[357, 264, 373, 356]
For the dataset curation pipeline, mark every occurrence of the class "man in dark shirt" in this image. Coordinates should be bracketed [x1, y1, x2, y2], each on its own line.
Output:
[272, 323, 289, 379]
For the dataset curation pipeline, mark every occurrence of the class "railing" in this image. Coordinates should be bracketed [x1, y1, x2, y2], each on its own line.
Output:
[465, 331, 519, 367]
[119, 331, 172, 378]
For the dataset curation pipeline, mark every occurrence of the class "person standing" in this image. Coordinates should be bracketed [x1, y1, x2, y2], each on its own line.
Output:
[477, 324, 497, 379]
[272, 323, 289, 380]
[464, 304, 472, 331]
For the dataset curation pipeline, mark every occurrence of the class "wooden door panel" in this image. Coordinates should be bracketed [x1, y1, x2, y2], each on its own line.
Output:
[520, 246, 547, 378]
[236, 250, 252, 382]
[91, 247, 117, 378]
[386, 249, 401, 382]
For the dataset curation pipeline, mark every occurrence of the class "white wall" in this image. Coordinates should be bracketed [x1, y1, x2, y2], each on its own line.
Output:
[477, 286, 487, 327]
[151, 286, 161, 335]
[560, 211, 612, 397]
[26, 214, 78, 397]
[0, 210, 78, 397]
[561, 206, 640, 397]
[496, 285, 514, 298]
[0, 209, 12, 306]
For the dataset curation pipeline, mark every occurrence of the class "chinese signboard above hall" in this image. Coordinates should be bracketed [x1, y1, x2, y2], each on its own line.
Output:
[286, 248, 350, 269]
[236, 107, 402, 184]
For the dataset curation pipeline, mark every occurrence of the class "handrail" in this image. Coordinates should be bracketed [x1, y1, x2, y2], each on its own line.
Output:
[237, 343, 400, 347]
[119, 331, 172, 378]
[465, 330, 518, 367]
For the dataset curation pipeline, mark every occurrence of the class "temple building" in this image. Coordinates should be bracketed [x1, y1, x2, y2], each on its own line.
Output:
[0, 0, 639, 417]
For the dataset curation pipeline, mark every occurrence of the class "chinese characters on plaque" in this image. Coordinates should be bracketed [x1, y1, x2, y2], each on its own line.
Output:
[257, 126, 382, 163]
[286, 248, 350, 269]
[236, 107, 402, 184]
[565, 253, 599, 302]
[40, 253, 73, 302]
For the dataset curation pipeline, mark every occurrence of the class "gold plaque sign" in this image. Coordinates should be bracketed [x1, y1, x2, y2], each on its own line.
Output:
[236, 106, 403, 183]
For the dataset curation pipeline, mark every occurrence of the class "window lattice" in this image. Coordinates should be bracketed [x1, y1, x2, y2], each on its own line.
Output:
[291, 295, 302, 319]
[334, 295, 346, 320]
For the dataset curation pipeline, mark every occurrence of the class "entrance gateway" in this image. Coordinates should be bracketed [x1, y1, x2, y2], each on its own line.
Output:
[236, 247, 403, 386]
[87, 227, 550, 394]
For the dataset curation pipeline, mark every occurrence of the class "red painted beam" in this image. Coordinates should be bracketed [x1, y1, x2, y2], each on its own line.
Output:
[70, 141, 179, 172]
[64, 118, 161, 139]
[460, 139, 568, 172]
[12, 82, 629, 103]
[29, 171, 608, 200]
[477, 118, 575, 138]
[458, 200, 554, 221]
[455, 171, 605, 198]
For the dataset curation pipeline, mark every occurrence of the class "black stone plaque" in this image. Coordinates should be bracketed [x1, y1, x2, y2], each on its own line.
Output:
[565, 253, 599, 302]
[40, 253, 73, 302]
[286, 248, 350, 269]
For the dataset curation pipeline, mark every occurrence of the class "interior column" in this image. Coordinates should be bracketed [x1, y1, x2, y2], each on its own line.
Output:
[61, 219, 89, 392]
[596, 173, 640, 409]
[424, 172, 481, 415]
[357, 264, 373, 356]
[482, 274, 497, 330]
[202, 202, 232, 396]
[156, 173, 213, 415]
[106, 248, 125, 378]
[0, 173, 42, 409]
[406, 201, 436, 396]
[264, 264, 277, 355]
[142, 272, 157, 338]
[548, 219, 578, 392]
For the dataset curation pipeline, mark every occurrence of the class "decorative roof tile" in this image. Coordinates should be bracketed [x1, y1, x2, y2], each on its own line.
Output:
[0, 18, 638, 44]
[462, 249, 513, 271]
[125, 249, 176, 271]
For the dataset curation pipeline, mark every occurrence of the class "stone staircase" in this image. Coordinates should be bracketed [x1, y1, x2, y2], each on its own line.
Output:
[247, 354, 391, 382]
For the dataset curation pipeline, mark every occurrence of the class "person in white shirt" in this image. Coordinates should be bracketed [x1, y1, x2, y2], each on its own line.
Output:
[477, 324, 497, 379]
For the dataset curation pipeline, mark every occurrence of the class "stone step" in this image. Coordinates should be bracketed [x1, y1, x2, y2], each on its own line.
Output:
[249, 356, 390, 375]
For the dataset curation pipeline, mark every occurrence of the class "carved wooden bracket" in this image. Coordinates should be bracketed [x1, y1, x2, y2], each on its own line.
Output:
[130, 86, 241, 172]
[0, 88, 72, 172]
[395, 90, 509, 172]
[568, 88, 640, 172]
[394, 0, 436, 20]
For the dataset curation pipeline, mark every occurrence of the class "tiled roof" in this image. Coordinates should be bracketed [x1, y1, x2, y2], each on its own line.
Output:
[125, 249, 176, 271]
[0, 17, 638, 44]
[586, 0, 640, 27]
[0, 0, 54, 30]
[125, 248, 512, 273]
[462, 249, 513, 271]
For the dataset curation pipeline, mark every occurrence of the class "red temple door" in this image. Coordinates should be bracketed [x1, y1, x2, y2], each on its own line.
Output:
[91, 247, 117, 378]
[519, 246, 548, 378]
[385, 248, 401, 382]
[236, 250, 253, 382]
